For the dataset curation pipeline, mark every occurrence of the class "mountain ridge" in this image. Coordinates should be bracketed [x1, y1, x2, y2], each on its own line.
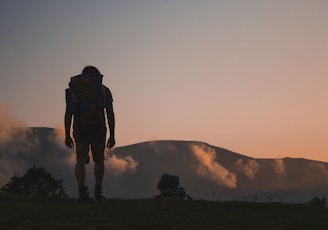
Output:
[1, 127, 327, 202]
[28, 127, 328, 162]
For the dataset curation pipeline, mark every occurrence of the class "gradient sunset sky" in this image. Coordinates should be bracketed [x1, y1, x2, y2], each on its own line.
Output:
[0, 1, 327, 161]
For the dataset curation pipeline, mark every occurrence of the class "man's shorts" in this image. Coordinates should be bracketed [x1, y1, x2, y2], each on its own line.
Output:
[75, 139, 105, 163]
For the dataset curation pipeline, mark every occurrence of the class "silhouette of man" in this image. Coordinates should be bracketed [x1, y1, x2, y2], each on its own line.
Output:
[64, 66, 115, 201]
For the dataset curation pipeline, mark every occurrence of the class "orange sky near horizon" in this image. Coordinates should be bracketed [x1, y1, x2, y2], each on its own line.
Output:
[0, 1, 327, 162]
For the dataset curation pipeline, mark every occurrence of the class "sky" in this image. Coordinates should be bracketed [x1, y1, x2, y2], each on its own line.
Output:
[0, 0, 327, 162]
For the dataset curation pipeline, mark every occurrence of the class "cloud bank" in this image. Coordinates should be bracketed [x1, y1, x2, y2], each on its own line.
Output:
[105, 152, 138, 176]
[0, 104, 28, 143]
[191, 143, 237, 188]
[234, 159, 260, 180]
[273, 159, 286, 176]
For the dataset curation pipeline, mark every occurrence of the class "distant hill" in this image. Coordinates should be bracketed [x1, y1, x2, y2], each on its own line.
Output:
[1, 127, 328, 202]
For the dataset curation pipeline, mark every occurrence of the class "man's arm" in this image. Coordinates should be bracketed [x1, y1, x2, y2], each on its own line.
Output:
[106, 101, 115, 148]
[64, 108, 74, 148]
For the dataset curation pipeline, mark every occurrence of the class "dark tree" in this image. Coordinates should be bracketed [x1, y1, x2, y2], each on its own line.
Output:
[0, 166, 67, 198]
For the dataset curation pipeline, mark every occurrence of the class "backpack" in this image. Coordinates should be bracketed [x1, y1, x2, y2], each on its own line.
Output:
[67, 74, 106, 136]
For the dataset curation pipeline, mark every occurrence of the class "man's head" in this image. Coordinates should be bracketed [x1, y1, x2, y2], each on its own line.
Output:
[82, 66, 103, 79]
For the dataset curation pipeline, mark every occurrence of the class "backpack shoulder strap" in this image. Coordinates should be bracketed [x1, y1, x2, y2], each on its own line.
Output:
[65, 88, 78, 113]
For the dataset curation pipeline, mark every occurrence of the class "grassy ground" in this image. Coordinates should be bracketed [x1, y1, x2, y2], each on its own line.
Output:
[0, 197, 328, 230]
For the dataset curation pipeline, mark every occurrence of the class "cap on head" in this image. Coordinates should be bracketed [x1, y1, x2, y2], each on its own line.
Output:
[82, 66, 102, 77]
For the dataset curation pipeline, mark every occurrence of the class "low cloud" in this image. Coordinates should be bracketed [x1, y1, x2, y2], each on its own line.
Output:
[191, 143, 237, 188]
[0, 104, 28, 143]
[234, 159, 260, 180]
[52, 124, 74, 152]
[105, 153, 138, 176]
[0, 159, 17, 186]
[0, 105, 74, 192]
[273, 159, 286, 176]
[0, 104, 31, 185]
[310, 162, 328, 174]
[53, 125, 67, 148]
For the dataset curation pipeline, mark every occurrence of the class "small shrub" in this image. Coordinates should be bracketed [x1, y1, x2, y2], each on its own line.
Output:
[0, 166, 67, 198]
[308, 195, 326, 207]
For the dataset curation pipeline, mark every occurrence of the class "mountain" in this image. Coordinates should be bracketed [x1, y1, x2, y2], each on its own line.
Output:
[1, 127, 328, 203]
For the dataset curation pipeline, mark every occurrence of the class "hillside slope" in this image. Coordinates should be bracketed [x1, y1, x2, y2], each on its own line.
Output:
[1, 127, 328, 202]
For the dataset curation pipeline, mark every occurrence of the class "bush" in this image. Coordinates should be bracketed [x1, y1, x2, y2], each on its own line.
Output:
[308, 195, 326, 207]
[0, 166, 67, 198]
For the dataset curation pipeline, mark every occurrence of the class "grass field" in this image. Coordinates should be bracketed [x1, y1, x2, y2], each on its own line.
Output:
[1, 197, 328, 230]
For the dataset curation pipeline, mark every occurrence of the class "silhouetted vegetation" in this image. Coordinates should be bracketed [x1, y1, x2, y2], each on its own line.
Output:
[308, 195, 326, 207]
[0, 166, 67, 198]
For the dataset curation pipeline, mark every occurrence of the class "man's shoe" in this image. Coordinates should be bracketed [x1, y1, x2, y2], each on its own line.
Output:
[95, 185, 106, 201]
[79, 186, 94, 203]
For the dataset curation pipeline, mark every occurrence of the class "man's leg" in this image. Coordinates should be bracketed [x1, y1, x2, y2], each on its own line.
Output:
[75, 141, 91, 200]
[91, 141, 105, 200]
[94, 160, 104, 186]
[75, 161, 86, 187]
